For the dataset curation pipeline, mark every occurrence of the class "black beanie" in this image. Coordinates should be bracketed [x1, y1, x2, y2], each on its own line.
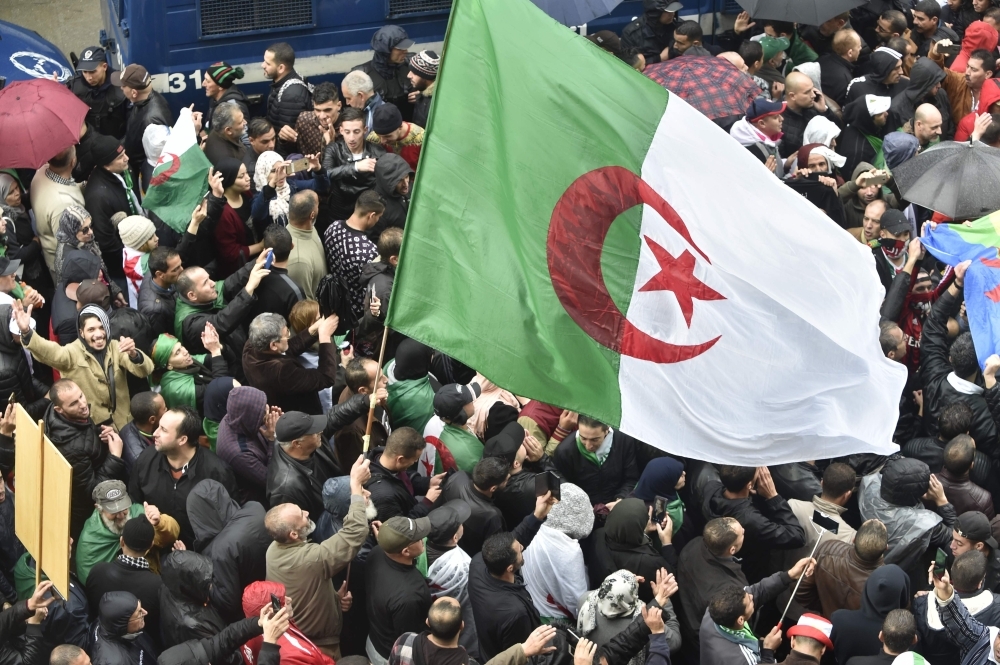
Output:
[372, 103, 404, 135]
[92, 134, 125, 167]
[122, 515, 155, 552]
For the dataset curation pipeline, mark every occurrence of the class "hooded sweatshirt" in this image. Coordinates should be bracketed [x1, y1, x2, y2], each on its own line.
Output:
[215, 386, 271, 505]
[729, 117, 784, 176]
[160, 550, 231, 657]
[830, 564, 911, 665]
[951, 20, 999, 74]
[240, 580, 334, 665]
[889, 58, 948, 132]
[598, 498, 677, 602]
[838, 96, 890, 176]
[90, 590, 158, 665]
[632, 457, 686, 535]
[956, 78, 1000, 140]
[371, 153, 412, 240]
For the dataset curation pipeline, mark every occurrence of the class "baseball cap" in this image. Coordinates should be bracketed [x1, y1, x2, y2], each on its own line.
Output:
[93, 480, 131, 514]
[111, 63, 152, 89]
[957, 511, 999, 549]
[433, 383, 482, 420]
[67, 278, 110, 307]
[786, 613, 834, 650]
[77, 46, 107, 72]
[378, 515, 432, 553]
[275, 411, 327, 442]
[0, 257, 20, 278]
[428, 500, 472, 544]
[746, 97, 786, 122]
[879, 209, 910, 235]
[654, 1, 684, 11]
[865, 94, 892, 116]
[483, 421, 525, 465]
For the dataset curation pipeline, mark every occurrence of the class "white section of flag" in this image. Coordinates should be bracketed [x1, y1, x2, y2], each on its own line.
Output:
[617, 95, 905, 465]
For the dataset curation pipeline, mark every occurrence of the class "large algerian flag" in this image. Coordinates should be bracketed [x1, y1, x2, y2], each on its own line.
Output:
[142, 108, 211, 233]
[387, 0, 907, 464]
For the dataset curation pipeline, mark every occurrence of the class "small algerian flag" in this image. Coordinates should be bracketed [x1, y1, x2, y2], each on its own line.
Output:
[388, 0, 907, 464]
[142, 108, 211, 233]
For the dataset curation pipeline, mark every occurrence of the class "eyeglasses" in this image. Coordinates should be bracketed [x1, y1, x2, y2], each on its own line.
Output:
[79, 226, 93, 234]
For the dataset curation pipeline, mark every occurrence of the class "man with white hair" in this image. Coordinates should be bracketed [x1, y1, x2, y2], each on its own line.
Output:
[341, 70, 386, 130]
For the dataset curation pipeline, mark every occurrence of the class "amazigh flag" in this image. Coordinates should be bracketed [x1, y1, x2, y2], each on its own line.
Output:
[922, 216, 1000, 367]
[387, 0, 907, 464]
[142, 108, 211, 233]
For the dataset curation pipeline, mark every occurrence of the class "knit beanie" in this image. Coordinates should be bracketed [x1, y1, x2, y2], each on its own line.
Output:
[409, 50, 439, 81]
[372, 102, 404, 135]
[122, 515, 155, 552]
[206, 62, 245, 89]
[117, 215, 156, 250]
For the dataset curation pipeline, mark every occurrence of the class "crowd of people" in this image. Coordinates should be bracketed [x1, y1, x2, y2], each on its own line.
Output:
[4, 1, 1000, 665]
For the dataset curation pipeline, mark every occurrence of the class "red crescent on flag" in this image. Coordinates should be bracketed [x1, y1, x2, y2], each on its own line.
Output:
[149, 153, 181, 187]
[546, 166, 721, 364]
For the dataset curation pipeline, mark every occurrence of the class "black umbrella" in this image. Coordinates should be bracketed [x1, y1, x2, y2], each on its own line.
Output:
[893, 141, 1000, 220]
[735, 0, 869, 26]
[528, 0, 622, 25]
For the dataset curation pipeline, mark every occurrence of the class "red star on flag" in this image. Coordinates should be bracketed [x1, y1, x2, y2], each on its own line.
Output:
[639, 235, 725, 327]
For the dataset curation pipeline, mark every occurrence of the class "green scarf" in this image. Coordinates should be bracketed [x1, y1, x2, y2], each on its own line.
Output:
[576, 436, 601, 467]
[174, 281, 226, 338]
[665, 497, 685, 536]
[416, 538, 429, 578]
[386, 377, 436, 432]
[718, 622, 757, 642]
[864, 133, 886, 170]
[121, 169, 139, 215]
[160, 356, 208, 409]
[203, 418, 220, 452]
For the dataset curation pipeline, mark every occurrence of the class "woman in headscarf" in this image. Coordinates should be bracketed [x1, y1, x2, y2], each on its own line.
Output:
[595, 498, 677, 602]
[202, 376, 239, 452]
[631, 457, 694, 553]
[215, 386, 274, 505]
[522, 482, 594, 623]
[209, 157, 261, 279]
[795, 143, 847, 186]
[53, 205, 125, 305]
[150, 327, 229, 414]
[0, 174, 43, 282]
[251, 151, 329, 233]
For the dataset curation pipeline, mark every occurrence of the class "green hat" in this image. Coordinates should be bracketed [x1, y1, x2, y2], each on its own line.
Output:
[152, 334, 181, 369]
[760, 35, 790, 63]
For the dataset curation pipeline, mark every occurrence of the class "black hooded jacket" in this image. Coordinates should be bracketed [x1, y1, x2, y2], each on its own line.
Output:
[830, 565, 911, 665]
[90, 591, 158, 665]
[819, 52, 856, 106]
[620, 0, 676, 65]
[124, 90, 173, 168]
[838, 96, 890, 179]
[186, 480, 270, 624]
[44, 402, 127, 540]
[365, 447, 432, 522]
[889, 58, 949, 134]
[845, 51, 906, 103]
[0, 305, 48, 420]
[158, 550, 239, 665]
[592, 499, 677, 602]
[266, 68, 313, 157]
[0, 600, 47, 665]
[371, 153, 412, 240]
[352, 26, 414, 119]
[158, 618, 275, 665]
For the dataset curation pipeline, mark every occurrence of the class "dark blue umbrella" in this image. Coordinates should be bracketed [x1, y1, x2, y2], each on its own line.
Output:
[736, 0, 868, 26]
[528, 0, 623, 26]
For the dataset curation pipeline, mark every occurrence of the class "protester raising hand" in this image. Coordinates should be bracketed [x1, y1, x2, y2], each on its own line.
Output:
[0, 402, 15, 437]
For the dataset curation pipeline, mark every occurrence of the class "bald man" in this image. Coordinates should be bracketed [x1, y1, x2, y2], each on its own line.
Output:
[717, 52, 747, 73]
[820, 29, 862, 106]
[782, 71, 840, 159]
[913, 103, 943, 149]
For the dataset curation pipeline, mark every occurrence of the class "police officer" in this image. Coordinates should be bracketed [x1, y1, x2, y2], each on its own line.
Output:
[620, 0, 683, 65]
[70, 46, 128, 139]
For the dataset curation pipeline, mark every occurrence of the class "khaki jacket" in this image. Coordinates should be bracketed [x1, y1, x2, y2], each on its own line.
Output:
[24, 333, 153, 430]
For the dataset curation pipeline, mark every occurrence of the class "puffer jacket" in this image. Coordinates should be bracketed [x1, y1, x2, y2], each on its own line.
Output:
[89, 591, 157, 665]
[371, 153, 412, 240]
[215, 386, 271, 505]
[70, 73, 128, 139]
[321, 138, 387, 220]
[859, 458, 956, 576]
[266, 69, 313, 156]
[124, 90, 173, 168]
[44, 402, 127, 540]
[0, 305, 48, 420]
[352, 26, 413, 117]
[186, 480, 270, 624]
[159, 550, 239, 664]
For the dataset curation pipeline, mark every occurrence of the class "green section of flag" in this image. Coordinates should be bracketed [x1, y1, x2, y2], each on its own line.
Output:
[385, 0, 667, 425]
[142, 144, 211, 233]
[602, 209, 644, 316]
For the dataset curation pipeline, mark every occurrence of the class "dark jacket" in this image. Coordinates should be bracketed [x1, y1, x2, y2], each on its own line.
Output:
[702, 480, 805, 584]
[159, 549, 236, 664]
[371, 153, 412, 240]
[494, 458, 557, 532]
[176, 259, 256, 369]
[352, 26, 414, 117]
[934, 587, 1000, 665]
[186, 480, 270, 624]
[553, 430, 640, 506]
[266, 439, 343, 516]
[124, 91, 173, 169]
[242, 332, 341, 416]
[128, 444, 237, 547]
[83, 166, 135, 278]
[770, 463, 822, 502]
[203, 132, 247, 167]
[89, 591, 158, 665]
[620, 5, 675, 66]
[356, 260, 403, 358]
[70, 73, 128, 139]
[699, 571, 790, 665]
[837, 96, 888, 178]
[158, 618, 271, 665]
[937, 468, 995, 519]
[830, 565, 911, 665]
[819, 53, 856, 106]
[214, 386, 271, 505]
[365, 448, 433, 522]
[85, 558, 163, 650]
[781, 104, 840, 158]
[922, 288, 999, 459]
[795, 538, 884, 619]
[913, 588, 1000, 664]
[439, 470, 505, 556]
[74, 123, 101, 182]
[676, 536, 747, 653]
[0, 305, 48, 420]
[207, 87, 251, 131]
[266, 69, 313, 157]
[44, 402, 127, 540]
[468, 514, 545, 660]
[0, 600, 46, 665]
[321, 138, 387, 220]
[593, 499, 677, 603]
[248, 266, 303, 322]
[888, 58, 949, 134]
[137, 276, 176, 337]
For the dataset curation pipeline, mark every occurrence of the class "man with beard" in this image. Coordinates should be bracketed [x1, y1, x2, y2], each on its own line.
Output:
[352, 26, 414, 120]
[264, 454, 372, 660]
[846, 50, 906, 104]
[407, 50, 438, 128]
[75, 480, 178, 584]
[16, 302, 153, 430]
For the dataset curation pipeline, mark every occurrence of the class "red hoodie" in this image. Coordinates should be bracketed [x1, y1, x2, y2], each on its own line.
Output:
[950, 21, 999, 73]
[955, 78, 1000, 140]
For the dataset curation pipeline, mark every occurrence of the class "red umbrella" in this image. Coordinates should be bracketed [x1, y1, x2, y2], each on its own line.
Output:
[0, 79, 89, 169]
[645, 56, 761, 120]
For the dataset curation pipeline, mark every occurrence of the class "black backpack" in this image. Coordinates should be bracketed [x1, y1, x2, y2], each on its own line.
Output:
[315, 273, 358, 335]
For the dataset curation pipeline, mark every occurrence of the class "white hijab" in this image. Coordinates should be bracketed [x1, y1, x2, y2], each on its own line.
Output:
[253, 151, 291, 224]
